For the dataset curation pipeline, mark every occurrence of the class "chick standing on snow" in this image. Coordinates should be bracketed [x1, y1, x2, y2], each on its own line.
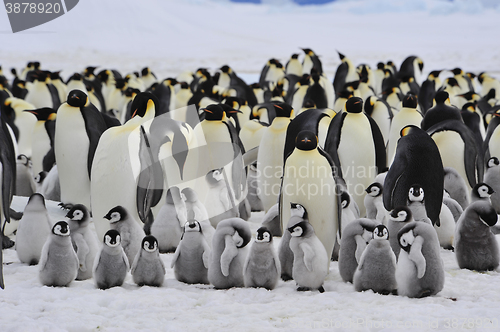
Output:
[288, 221, 328, 293]
[66, 204, 100, 280]
[16, 193, 52, 265]
[208, 217, 251, 289]
[171, 219, 211, 285]
[93, 229, 129, 289]
[131, 235, 166, 287]
[39, 221, 79, 287]
[181, 187, 215, 246]
[104, 205, 145, 265]
[243, 227, 280, 290]
[353, 225, 397, 295]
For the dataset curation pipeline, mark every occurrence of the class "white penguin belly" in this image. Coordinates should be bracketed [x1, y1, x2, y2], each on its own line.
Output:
[432, 131, 469, 190]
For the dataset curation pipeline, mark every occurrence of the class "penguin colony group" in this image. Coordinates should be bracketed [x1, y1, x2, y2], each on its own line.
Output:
[0, 48, 499, 298]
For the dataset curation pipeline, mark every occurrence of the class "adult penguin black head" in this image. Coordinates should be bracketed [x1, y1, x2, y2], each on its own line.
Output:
[402, 93, 418, 109]
[345, 97, 363, 113]
[24, 107, 57, 121]
[273, 102, 294, 118]
[202, 104, 225, 121]
[130, 92, 159, 118]
[295, 130, 317, 151]
[67, 90, 89, 108]
[83, 66, 98, 79]
[220, 65, 231, 74]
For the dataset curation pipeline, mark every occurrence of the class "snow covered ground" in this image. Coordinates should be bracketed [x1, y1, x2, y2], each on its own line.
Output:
[2, 0, 500, 331]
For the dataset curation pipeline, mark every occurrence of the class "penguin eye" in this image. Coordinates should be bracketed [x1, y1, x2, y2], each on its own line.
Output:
[111, 212, 120, 220]
[420, 189, 424, 195]
[264, 233, 270, 241]
[55, 225, 61, 233]
[409, 188, 413, 194]
[105, 235, 112, 244]
[34, 175, 40, 182]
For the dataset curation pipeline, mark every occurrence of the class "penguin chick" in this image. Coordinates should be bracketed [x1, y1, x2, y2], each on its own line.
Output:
[387, 206, 414, 258]
[243, 227, 280, 290]
[171, 220, 211, 285]
[181, 187, 215, 247]
[93, 229, 129, 289]
[338, 218, 378, 283]
[104, 206, 145, 265]
[131, 235, 166, 287]
[364, 182, 388, 225]
[15, 154, 36, 197]
[454, 201, 499, 271]
[279, 202, 307, 281]
[484, 157, 500, 213]
[471, 183, 495, 203]
[16, 193, 52, 265]
[150, 187, 184, 253]
[66, 204, 100, 280]
[288, 221, 328, 292]
[396, 221, 445, 298]
[208, 217, 251, 289]
[39, 221, 79, 287]
[353, 225, 397, 295]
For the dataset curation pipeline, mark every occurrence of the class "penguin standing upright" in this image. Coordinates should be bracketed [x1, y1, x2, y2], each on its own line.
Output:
[66, 204, 100, 280]
[396, 222, 445, 298]
[279, 202, 307, 281]
[5, 97, 37, 158]
[418, 70, 442, 114]
[364, 182, 388, 225]
[338, 218, 378, 283]
[384, 125, 443, 225]
[208, 217, 251, 289]
[25, 71, 60, 109]
[325, 97, 386, 217]
[257, 103, 293, 212]
[131, 235, 166, 287]
[454, 201, 499, 271]
[364, 96, 393, 147]
[279, 130, 339, 263]
[301, 48, 323, 75]
[16, 155, 36, 197]
[93, 229, 129, 290]
[25, 107, 56, 176]
[243, 227, 280, 290]
[171, 219, 210, 285]
[104, 205, 146, 266]
[15, 193, 52, 265]
[149, 186, 185, 253]
[55, 90, 116, 210]
[39, 221, 79, 287]
[288, 221, 328, 292]
[353, 225, 397, 295]
[333, 52, 359, 94]
[484, 157, 500, 213]
[181, 187, 215, 246]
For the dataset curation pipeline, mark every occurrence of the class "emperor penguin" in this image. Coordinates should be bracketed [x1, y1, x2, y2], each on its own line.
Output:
[338, 218, 378, 283]
[171, 219, 210, 285]
[93, 229, 130, 289]
[25, 107, 56, 176]
[141, 67, 157, 90]
[257, 102, 294, 212]
[55, 89, 116, 209]
[471, 183, 494, 203]
[420, 91, 462, 131]
[443, 167, 470, 210]
[387, 206, 414, 258]
[301, 48, 323, 75]
[104, 205, 146, 266]
[279, 202, 307, 281]
[333, 51, 359, 94]
[288, 220, 328, 292]
[16, 154, 36, 197]
[208, 217, 251, 289]
[181, 187, 215, 246]
[260, 203, 281, 237]
[243, 227, 280, 290]
[4, 97, 37, 158]
[396, 221, 445, 298]
[324, 97, 386, 217]
[15, 193, 52, 265]
[131, 235, 166, 287]
[384, 125, 443, 225]
[484, 157, 500, 213]
[149, 186, 185, 253]
[286, 54, 302, 76]
[204, 168, 239, 227]
[386, 94, 422, 164]
[39, 221, 79, 287]
[25, 71, 60, 109]
[66, 204, 100, 280]
[419, 70, 442, 114]
[454, 201, 499, 271]
[279, 130, 339, 264]
[364, 182, 388, 225]
[353, 225, 397, 295]
[364, 96, 393, 146]
[397, 56, 424, 84]
[406, 184, 429, 222]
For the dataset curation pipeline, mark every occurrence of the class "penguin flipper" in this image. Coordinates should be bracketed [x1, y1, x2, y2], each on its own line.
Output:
[202, 242, 210, 270]
[171, 245, 181, 268]
[354, 235, 368, 264]
[73, 233, 89, 272]
[220, 234, 238, 277]
[299, 242, 315, 272]
[122, 250, 130, 271]
[383, 155, 407, 211]
[366, 115, 387, 173]
[324, 111, 347, 179]
[408, 236, 426, 279]
[81, 104, 109, 178]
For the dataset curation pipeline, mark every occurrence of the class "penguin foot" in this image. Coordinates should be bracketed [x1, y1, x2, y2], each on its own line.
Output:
[58, 203, 74, 210]
[1, 234, 15, 249]
[281, 274, 293, 281]
[9, 208, 23, 220]
[417, 289, 433, 298]
[297, 286, 311, 292]
[318, 286, 325, 293]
